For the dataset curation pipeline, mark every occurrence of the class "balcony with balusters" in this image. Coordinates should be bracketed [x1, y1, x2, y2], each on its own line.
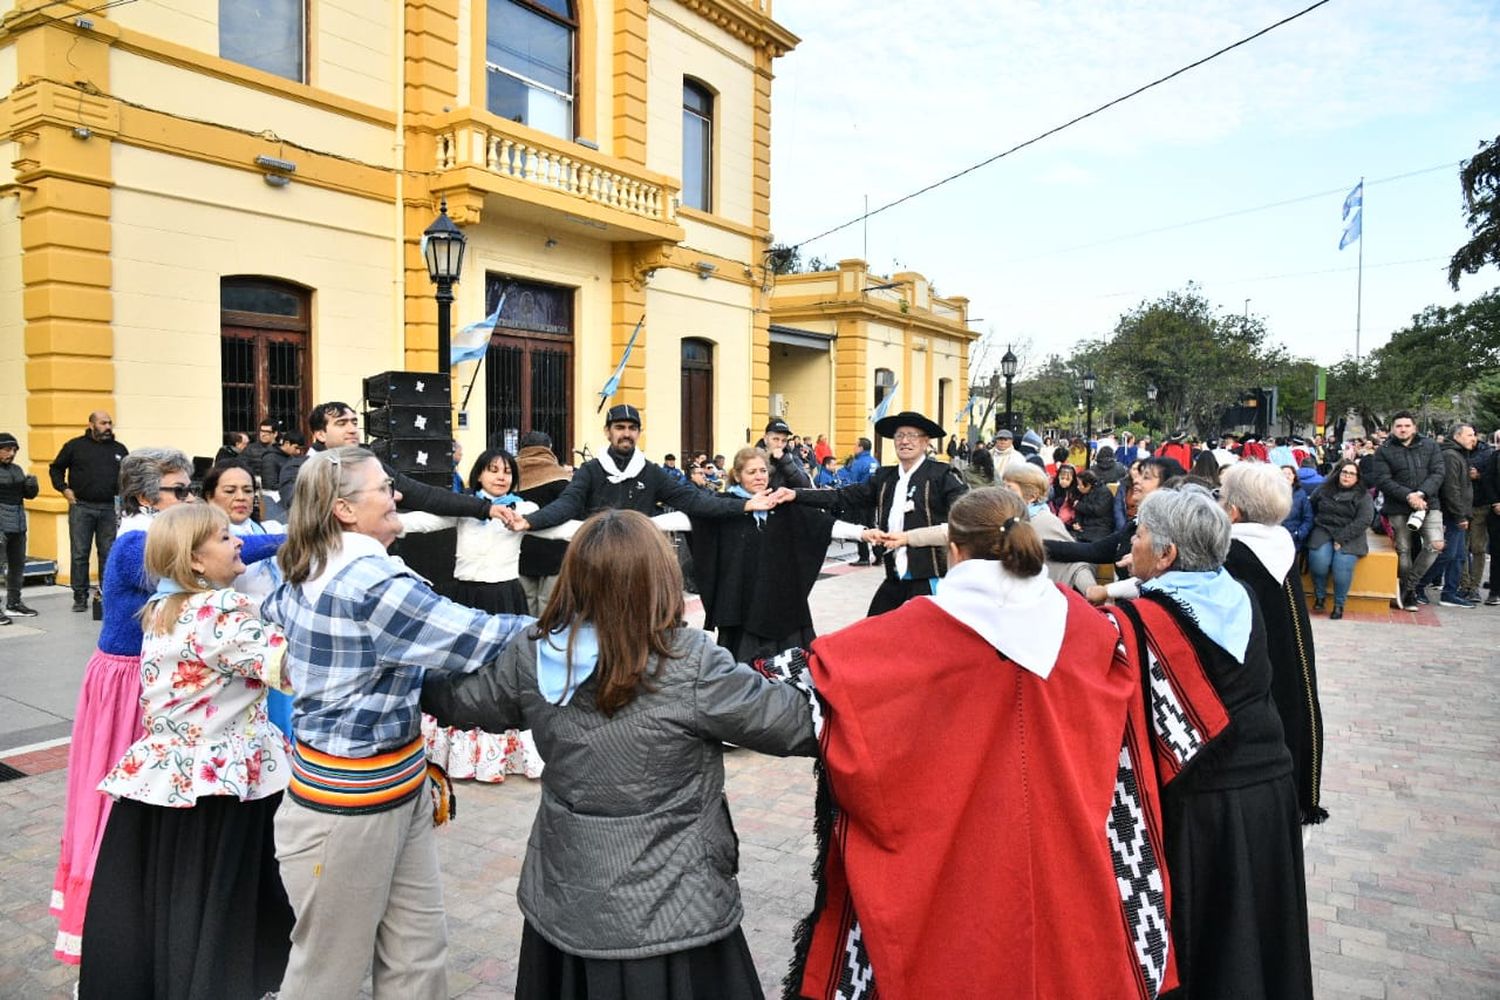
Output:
[421, 109, 685, 243]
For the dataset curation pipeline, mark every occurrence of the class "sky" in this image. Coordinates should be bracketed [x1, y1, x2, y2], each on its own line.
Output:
[767, 0, 1500, 377]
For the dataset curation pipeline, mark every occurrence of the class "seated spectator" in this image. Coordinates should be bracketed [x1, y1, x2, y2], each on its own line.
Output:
[1280, 465, 1314, 549]
[1307, 460, 1375, 620]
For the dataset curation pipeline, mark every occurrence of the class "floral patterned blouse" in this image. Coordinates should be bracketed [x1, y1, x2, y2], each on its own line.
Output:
[99, 588, 293, 807]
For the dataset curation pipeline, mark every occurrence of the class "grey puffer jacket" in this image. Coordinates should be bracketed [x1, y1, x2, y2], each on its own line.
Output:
[420, 626, 816, 959]
[1308, 486, 1375, 556]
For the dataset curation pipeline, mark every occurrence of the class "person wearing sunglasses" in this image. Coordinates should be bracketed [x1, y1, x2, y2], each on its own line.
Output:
[50, 447, 287, 967]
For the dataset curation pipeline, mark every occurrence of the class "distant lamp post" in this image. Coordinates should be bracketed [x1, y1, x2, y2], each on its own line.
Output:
[1146, 382, 1158, 403]
[1001, 345, 1018, 435]
[423, 198, 468, 376]
[1083, 370, 1097, 457]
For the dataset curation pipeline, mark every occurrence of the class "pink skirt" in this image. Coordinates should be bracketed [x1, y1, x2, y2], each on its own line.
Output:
[50, 649, 144, 964]
[421, 713, 544, 782]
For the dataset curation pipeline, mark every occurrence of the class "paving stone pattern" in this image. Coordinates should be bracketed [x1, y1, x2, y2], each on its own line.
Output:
[1, 553, 1497, 998]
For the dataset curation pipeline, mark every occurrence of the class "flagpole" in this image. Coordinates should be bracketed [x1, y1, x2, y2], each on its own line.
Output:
[1355, 175, 1364, 365]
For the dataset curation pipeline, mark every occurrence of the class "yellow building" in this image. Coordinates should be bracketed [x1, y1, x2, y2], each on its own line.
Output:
[0, 0, 797, 584]
[769, 259, 976, 464]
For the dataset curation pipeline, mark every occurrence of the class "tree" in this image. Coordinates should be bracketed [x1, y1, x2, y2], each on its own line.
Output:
[1449, 135, 1500, 290]
[766, 243, 836, 276]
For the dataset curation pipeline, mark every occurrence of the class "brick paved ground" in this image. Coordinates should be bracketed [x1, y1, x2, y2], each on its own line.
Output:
[2, 546, 1497, 998]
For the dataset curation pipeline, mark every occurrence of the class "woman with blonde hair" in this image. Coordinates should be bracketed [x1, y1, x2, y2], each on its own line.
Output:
[653, 446, 864, 660]
[421, 508, 818, 999]
[80, 503, 294, 999]
[51, 448, 284, 966]
[262, 446, 532, 999]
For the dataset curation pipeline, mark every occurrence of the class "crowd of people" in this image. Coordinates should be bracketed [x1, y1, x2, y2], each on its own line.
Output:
[6, 396, 1494, 998]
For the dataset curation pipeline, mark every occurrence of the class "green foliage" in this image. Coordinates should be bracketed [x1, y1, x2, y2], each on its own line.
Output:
[766, 244, 836, 276]
[1449, 135, 1500, 291]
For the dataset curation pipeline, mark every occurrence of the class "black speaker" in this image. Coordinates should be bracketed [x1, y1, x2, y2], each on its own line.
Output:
[363, 371, 451, 407]
[365, 404, 451, 440]
[371, 438, 451, 475]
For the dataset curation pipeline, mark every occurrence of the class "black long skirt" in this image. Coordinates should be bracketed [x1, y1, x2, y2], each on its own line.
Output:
[517, 922, 765, 1000]
[440, 577, 529, 614]
[79, 793, 293, 1000]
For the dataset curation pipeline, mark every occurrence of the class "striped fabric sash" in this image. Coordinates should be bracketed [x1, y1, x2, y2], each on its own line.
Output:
[288, 736, 428, 815]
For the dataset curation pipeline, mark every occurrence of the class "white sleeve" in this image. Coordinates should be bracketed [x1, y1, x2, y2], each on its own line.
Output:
[1104, 577, 1141, 600]
[530, 519, 583, 541]
[397, 510, 457, 535]
[830, 519, 868, 541]
[652, 511, 692, 533]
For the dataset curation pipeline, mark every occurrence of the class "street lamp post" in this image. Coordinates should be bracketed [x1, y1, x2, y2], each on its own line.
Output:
[1083, 370, 1097, 459]
[1001, 345, 1018, 436]
[423, 198, 468, 376]
[1146, 382, 1158, 431]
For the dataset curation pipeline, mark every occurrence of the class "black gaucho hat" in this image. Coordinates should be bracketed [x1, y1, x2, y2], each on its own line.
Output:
[0, 432, 18, 449]
[603, 403, 641, 427]
[874, 410, 944, 440]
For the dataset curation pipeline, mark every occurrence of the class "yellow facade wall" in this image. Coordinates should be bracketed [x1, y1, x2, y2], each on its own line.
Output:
[643, 265, 755, 460]
[771, 345, 831, 443]
[0, 199, 24, 453]
[107, 0, 397, 110]
[645, 4, 755, 228]
[446, 217, 612, 462]
[110, 147, 397, 455]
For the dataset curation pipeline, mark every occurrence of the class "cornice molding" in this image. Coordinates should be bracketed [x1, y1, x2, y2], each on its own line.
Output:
[673, 0, 800, 57]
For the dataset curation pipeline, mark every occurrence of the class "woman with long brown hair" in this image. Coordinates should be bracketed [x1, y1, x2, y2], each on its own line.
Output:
[421, 508, 818, 1000]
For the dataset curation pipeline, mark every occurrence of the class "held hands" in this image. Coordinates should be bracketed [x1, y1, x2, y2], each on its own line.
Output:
[863, 529, 906, 549]
[491, 505, 530, 532]
[1085, 585, 1109, 605]
[743, 487, 796, 512]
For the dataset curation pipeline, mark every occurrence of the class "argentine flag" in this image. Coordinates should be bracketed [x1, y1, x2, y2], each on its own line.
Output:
[451, 292, 506, 366]
[1339, 181, 1362, 250]
[870, 382, 899, 423]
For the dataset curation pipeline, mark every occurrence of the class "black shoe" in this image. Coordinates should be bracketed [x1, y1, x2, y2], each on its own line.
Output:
[4, 602, 37, 617]
[1401, 589, 1420, 612]
[1329, 606, 1344, 620]
[1486, 593, 1500, 606]
[1312, 597, 1326, 612]
[71, 597, 88, 613]
[0, 611, 11, 626]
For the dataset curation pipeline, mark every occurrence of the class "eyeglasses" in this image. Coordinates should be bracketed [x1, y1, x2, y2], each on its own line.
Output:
[160, 484, 200, 501]
[892, 432, 927, 443]
[344, 478, 396, 499]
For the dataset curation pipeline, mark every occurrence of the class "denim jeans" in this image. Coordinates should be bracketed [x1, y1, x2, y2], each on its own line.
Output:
[1420, 520, 1470, 598]
[1307, 541, 1358, 606]
[67, 502, 117, 599]
[1388, 510, 1443, 591]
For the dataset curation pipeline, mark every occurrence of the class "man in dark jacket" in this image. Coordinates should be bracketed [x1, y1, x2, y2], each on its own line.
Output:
[48, 411, 128, 611]
[791, 410, 968, 616]
[514, 431, 573, 615]
[510, 404, 780, 533]
[0, 432, 41, 623]
[278, 401, 503, 525]
[1422, 425, 1478, 607]
[1366, 411, 1446, 609]
[1462, 434, 1499, 603]
[758, 418, 813, 490]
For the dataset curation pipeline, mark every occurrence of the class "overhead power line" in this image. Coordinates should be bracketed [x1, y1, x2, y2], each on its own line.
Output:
[1001, 161, 1460, 265]
[788, 0, 1337, 251]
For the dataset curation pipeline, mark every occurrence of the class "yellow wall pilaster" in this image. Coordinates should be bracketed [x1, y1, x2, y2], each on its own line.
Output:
[747, 47, 774, 431]
[609, 244, 649, 443]
[611, 0, 648, 165]
[7, 16, 117, 578]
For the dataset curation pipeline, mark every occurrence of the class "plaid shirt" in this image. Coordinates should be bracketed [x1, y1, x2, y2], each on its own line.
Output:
[262, 533, 531, 758]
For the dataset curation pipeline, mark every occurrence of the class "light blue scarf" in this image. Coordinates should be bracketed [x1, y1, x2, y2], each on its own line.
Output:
[151, 576, 189, 600]
[478, 489, 523, 507]
[726, 484, 767, 525]
[1142, 568, 1252, 664]
[536, 623, 601, 706]
[1026, 499, 1048, 520]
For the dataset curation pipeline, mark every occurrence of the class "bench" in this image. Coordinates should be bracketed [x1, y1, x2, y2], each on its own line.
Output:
[1301, 530, 1399, 612]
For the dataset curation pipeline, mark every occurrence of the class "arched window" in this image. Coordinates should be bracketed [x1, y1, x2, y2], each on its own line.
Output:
[682, 79, 714, 212]
[681, 339, 714, 457]
[487, 0, 576, 139]
[484, 274, 575, 461]
[220, 278, 311, 436]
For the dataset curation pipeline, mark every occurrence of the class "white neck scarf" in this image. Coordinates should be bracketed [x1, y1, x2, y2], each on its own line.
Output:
[928, 558, 1068, 678]
[887, 455, 926, 579]
[1230, 521, 1295, 582]
[596, 447, 647, 484]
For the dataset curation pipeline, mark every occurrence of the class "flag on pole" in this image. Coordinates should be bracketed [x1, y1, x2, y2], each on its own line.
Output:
[954, 394, 977, 425]
[451, 291, 506, 366]
[870, 382, 899, 424]
[597, 315, 645, 411]
[1339, 181, 1363, 250]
